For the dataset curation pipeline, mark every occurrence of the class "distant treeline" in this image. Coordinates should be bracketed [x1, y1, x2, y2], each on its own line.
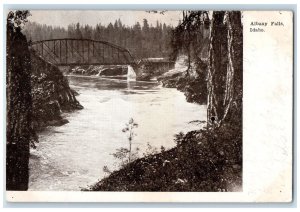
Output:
[23, 19, 174, 59]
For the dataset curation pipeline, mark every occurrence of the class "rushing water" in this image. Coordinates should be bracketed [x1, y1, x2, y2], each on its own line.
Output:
[29, 75, 207, 191]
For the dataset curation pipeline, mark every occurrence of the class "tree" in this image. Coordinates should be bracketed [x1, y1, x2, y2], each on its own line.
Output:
[117, 18, 123, 28]
[121, 118, 138, 163]
[142, 18, 149, 33]
[93, 24, 102, 40]
[6, 10, 33, 191]
[171, 10, 242, 124]
[171, 11, 209, 73]
[207, 11, 243, 126]
[7, 10, 31, 31]
[83, 25, 92, 39]
[132, 22, 142, 56]
[67, 24, 75, 38]
[75, 22, 82, 39]
[107, 23, 114, 43]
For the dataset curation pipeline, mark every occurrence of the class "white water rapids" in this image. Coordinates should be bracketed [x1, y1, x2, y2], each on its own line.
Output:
[29, 74, 206, 191]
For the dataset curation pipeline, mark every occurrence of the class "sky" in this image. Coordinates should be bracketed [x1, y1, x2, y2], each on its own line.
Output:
[28, 10, 183, 28]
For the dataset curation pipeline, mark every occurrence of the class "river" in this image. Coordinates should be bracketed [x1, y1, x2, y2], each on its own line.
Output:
[29, 75, 207, 191]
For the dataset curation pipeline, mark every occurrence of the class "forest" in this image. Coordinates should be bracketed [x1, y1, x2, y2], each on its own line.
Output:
[23, 19, 174, 59]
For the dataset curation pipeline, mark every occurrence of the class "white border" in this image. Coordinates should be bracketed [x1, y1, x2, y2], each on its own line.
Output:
[1, 0, 298, 207]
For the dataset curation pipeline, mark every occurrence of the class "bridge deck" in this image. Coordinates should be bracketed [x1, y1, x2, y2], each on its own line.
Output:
[30, 38, 174, 68]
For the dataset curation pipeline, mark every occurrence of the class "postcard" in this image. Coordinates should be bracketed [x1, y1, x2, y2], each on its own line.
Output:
[5, 9, 293, 202]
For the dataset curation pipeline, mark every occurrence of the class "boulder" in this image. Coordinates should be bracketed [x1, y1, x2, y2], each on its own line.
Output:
[100, 67, 126, 76]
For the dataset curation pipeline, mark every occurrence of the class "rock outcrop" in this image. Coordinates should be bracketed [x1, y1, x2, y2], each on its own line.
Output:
[158, 56, 208, 105]
[68, 65, 127, 77]
[133, 58, 175, 81]
[30, 51, 83, 130]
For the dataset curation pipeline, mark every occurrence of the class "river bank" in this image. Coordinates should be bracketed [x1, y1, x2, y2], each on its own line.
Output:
[87, 119, 242, 191]
[157, 56, 208, 105]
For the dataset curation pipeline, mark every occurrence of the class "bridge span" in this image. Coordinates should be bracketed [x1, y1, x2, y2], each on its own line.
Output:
[29, 38, 175, 79]
[29, 38, 135, 66]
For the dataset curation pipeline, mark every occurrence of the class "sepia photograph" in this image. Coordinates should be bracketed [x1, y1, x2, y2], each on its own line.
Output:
[4, 5, 293, 203]
[6, 9, 243, 192]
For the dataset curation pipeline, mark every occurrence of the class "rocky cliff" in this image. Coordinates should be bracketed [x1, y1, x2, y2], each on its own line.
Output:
[30, 51, 83, 130]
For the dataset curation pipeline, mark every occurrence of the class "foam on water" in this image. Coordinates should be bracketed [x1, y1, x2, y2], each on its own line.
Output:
[28, 76, 206, 191]
[127, 65, 136, 81]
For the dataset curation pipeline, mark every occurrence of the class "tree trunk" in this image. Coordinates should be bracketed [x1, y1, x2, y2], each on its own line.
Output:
[6, 25, 32, 190]
[207, 11, 243, 126]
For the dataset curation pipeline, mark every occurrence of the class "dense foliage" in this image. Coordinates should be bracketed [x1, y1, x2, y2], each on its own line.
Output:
[159, 11, 210, 105]
[88, 121, 242, 191]
[23, 18, 174, 59]
[171, 11, 210, 68]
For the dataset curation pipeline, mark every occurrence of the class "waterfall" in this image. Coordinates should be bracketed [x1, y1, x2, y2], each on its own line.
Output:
[127, 65, 136, 81]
